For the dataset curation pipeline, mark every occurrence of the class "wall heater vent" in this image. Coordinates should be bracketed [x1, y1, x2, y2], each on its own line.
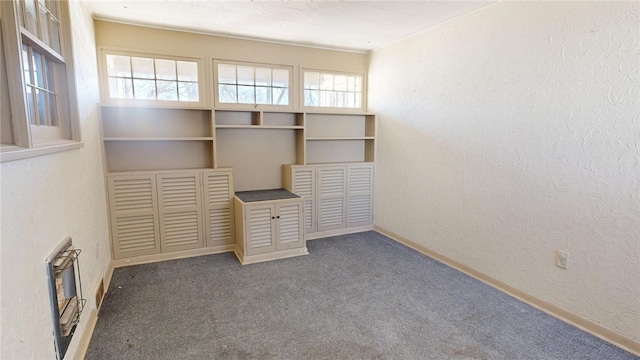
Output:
[46, 237, 85, 360]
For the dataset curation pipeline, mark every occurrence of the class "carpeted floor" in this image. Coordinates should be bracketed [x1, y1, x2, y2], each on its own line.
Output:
[85, 231, 638, 360]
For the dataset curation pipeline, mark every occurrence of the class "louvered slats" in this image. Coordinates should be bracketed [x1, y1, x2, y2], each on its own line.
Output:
[207, 175, 231, 207]
[294, 170, 313, 197]
[304, 200, 313, 230]
[108, 175, 161, 259]
[319, 168, 345, 195]
[210, 208, 232, 244]
[348, 167, 373, 193]
[348, 195, 372, 224]
[157, 174, 203, 252]
[248, 207, 274, 249]
[317, 166, 347, 232]
[203, 171, 233, 246]
[163, 211, 200, 247]
[347, 164, 374, 227]
[279, 205, 301, 245]
[319, 197, 345, 228]
[161, 177, 197, 208]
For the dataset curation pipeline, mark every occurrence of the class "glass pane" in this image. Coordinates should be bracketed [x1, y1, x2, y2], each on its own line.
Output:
[22, 45, 32, 85]
[106, 55, 131, 77]
[335, 91, 346, 107]
[44, 57, 55, 91]
[319, 90, 334, 107]
[26, 87, 36, 124]
[47, 0, 58, 18]
[255, 86, 270, 104]
[155, 59, 176, 80]
[237, 66, 254, 86]
[36, 88, 47, 125]
[347, 77, 356, 92]
[334, 75, 347, 91]
[177, 61, 198, 82]
[156, 80, 178, 101]
[218, 64, 236, 84]
[354, 76, 362, 92]
[255, 68, 271, 86]
[108, 77, 133, 99]
[178, 82, 199, 102]
[218, 84, 237, 103]
[48, 92, 58, 126]
[39, 5, 50, 45]
[50, 19, 61, 53]
[346, 93, 355, 108]
[24, 0, 38, 35]
[304, 72, 319, 90]
[32, 51, 45, 88]
[237, 85, 254, 104]
[273, 88, 289, 106]
[320, 74, 334, 91]
[354, 93, 362, 108]
[131, 57, 154, 79]
[304, 90, 318, 107]
[133, 79, 156, 100]
[273, 69, 289, 88]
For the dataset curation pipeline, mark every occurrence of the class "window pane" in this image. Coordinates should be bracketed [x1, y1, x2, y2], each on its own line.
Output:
[106, 55, 131, 77]
[156, 80, 178, 101]
[133, 79, 156, 100]
[347, 77, 356, 92]
[48, 93, 58, 125]
[24, 0, 38, 35]
[39, 4, 50, 45]
[22, 45, 32, 85]
[273, 88, 289, 105]
[335, 91, 346, 108]
[237, 66, 254, 86]
[255, 68, 271, 86]
[47, 0, 58, 18]
[27, 88, 36, 124]
[45, 58, 55, 91]
[319, 90, 334, 107]
[32, 51, 46, 88]
[320, 74, 333, 90]
[304, 72, 319, 90]
[304, 90, 318, 107]
[354, 94, 362, 108]
[237, 85, 254, 104]
[177, 61, 198, 82]
[131, 57, 154, 79]
[255, 86, 270, 104]
[218, 84, 237, 103]
[155, 59, 176, 80]
[108, 77, 133, 99]
[50, 19, 61, 53]
[273, 69, 289, 88]
[218, 64, 236, 84]
[334, 75, 347, 91]
[354, 76, 362, 92]
[36, 88, 47, 125]
[178, 82, 199, 102]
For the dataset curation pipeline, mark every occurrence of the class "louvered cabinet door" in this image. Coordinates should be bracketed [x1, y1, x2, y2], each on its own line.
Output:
[276, 201, 304, 251]
[291, 166, 316, 234]
[202, 170, 234, 247]
[347, 163, 374, 227]
[107, 175, 161, 259]
[157, 173, 204, 252]
[245, 204, 277, 256]
[317, 165, 347, 232]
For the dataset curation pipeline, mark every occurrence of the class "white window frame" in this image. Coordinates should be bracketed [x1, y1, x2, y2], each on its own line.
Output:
[213, 59, 293, 111]
[99, 48, 206, 107]
[301, 68, 366, 113]
[1, 0, 82, 162]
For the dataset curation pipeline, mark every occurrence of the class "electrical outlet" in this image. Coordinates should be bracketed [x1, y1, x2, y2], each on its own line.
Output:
[556, 250, 569, 269]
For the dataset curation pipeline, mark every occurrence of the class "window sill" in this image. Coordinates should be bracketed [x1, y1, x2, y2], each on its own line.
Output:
[0, 141, 84, 163]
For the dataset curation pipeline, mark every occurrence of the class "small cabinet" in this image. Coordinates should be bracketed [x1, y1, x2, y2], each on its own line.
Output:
[234, 189, 307, 265]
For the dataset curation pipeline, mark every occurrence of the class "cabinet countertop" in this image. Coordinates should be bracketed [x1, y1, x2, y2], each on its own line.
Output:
[235, 189, 300, 203]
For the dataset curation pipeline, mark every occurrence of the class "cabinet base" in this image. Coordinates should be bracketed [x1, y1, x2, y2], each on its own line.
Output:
[111, 244, 236, 268]
[234, 247, 309, 265]
[305, 224, 374, 241]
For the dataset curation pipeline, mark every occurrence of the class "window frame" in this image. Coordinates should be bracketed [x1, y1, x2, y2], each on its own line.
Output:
[99, 48, 206, 107]
[301, 68, 366, 113]
[1, 0, 82, 162]
[213, 59, 294, 111]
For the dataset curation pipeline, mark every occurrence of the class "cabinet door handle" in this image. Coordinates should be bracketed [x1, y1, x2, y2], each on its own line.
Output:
[271, 216, 275, 219]
[276, 216, 280, 219]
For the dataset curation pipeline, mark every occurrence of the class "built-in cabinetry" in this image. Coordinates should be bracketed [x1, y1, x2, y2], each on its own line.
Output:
[100, 104, 375, 262]
[106, 169, 233, 260]
[233, 190, 306, 265]
[283, 162, 374, 240]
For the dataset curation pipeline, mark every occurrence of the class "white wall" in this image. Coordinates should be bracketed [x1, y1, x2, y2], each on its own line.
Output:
[369, 1, 639, 345]
[0, 1, 111, 359]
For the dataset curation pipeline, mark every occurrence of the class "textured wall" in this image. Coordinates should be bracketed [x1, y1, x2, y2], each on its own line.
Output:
[369, 1, 639, 343]
[0, 1, 111, 358]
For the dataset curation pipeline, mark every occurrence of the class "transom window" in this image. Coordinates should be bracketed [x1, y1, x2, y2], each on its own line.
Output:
[303, 71, 362, 109]
[105, 54, 199, 102]
[215, 61, 291, 107]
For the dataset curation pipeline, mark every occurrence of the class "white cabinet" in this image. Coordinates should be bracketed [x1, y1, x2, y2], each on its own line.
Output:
[283, 162, 374, 240]
[234, 190, 307, 265]
[107, 174, 161, 259]
[107, 169, 234, 260]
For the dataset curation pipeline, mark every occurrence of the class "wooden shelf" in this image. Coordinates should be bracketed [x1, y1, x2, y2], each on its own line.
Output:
[103, 137, 214, 141]
[215, 125, 303, 130]
[306, 136, 374, 141]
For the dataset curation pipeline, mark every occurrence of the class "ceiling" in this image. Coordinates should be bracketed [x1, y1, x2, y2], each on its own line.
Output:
[86, 1, 496, 52]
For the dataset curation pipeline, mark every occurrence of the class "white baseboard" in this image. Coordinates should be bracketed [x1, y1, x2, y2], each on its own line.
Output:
[110, 245, 235, 268]
[305, 224, 374, 241]
[71, 308, 98, 360]
[374, 226, 640, 357]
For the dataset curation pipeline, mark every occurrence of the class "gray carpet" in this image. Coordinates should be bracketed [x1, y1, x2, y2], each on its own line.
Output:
[86, 231, 638, 360]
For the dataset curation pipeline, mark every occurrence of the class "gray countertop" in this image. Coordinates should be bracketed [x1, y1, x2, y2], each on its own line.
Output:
[235, 189, 300, 202]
